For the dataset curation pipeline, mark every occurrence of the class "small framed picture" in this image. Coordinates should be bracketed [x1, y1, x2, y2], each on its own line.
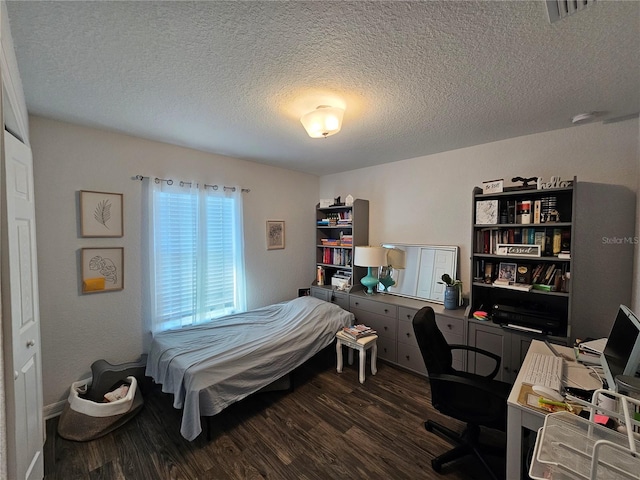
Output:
[266, 220, 285, 250]
[80, 190, 123, 237]
[81, 247, 124, 293]
[475, 200, 499, 225]
[498, 262, 517, 282]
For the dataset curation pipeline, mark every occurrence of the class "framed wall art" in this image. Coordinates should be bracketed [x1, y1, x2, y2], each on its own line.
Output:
[80, 190, 123, 237]
[81, 247, 124, 293]
[266, 220, 285, 250]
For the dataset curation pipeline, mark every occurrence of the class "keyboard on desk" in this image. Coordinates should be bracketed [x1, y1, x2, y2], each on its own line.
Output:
[521, 352, 564, 391]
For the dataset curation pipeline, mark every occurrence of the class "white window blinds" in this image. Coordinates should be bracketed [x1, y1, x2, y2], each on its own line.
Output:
[144, 179, 246, 333]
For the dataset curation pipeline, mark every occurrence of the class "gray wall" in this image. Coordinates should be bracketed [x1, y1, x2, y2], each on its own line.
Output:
[320, 118, 639, 334]
[30, 115, 319, 408]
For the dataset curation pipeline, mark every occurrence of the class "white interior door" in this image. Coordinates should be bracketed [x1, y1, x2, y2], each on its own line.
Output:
[2, 130, 44, 480]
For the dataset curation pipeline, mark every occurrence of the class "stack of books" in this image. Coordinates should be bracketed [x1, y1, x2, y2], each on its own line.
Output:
[321, 238, 340, 246]
[493, 279, 532, 291]
[339, 234, 353, 246]
[341, 324, 376, 340]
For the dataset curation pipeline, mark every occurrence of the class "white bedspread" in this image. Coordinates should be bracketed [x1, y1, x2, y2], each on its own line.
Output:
[146, 296, 354, 440]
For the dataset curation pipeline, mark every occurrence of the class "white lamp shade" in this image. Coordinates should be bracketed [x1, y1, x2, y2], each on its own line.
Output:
[300, 106, 345, 138]
[354, 246, 387, 267]
[386, 248, 406, 269]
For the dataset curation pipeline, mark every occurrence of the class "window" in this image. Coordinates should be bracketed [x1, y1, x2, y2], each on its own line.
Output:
[145, 179, 246, 333]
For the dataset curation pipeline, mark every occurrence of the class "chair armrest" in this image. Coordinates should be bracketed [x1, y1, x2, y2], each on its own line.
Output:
[449, 344, 502, 380]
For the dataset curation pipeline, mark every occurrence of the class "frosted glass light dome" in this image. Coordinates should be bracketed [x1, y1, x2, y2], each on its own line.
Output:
[300, 105, 345, 138]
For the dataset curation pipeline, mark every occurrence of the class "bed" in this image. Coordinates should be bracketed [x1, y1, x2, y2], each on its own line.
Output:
[145, 295, 354, 440]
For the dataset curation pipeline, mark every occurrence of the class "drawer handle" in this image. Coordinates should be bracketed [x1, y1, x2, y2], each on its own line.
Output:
[384, 308, 389, 313]
[355, 302, 359, 306]
[383, 348, 387, 353]
[406, 332, 411, 338]
[447, 324, 452, 330]
[384, 326, 388, 331]
[406, 355, 410, 360]
[406, 314, 412, 319]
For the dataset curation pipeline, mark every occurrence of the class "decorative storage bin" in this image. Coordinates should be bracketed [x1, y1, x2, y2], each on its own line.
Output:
[57, 376, 143, 441]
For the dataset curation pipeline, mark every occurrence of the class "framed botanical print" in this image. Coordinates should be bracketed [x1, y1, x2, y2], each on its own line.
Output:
[81, 247, 124, 293]
[266, 220, 285, 250]
[80, 190, 123, 237]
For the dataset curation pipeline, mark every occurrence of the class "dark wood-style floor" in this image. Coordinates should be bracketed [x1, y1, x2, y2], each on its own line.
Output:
[44, 353, 506, 479]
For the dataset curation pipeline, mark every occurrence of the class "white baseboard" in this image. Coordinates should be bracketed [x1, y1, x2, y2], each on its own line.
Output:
[44, 400, 66, 420]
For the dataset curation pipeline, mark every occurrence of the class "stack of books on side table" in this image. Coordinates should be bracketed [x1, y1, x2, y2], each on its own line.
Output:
[341, 324, 377, 340]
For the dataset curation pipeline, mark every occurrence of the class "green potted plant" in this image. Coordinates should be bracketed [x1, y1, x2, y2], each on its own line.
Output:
[440, 274, 462, 309]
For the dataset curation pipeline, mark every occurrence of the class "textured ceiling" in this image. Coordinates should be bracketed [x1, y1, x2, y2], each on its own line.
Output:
[6, 1, 640, 176]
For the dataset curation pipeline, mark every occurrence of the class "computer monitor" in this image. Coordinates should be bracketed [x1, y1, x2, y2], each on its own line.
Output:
[601, 305, 640, 390]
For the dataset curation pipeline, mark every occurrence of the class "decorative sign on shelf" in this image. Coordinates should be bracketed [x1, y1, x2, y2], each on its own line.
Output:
[537, 176, 573, 190]
[496, 243, 542, 257]
[482, 179, 503, 194]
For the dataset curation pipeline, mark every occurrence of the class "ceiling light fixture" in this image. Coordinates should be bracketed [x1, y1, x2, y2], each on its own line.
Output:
[300, 105, 345, 138]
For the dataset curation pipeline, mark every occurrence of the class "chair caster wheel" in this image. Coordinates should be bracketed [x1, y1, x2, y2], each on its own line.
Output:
[431, 459, 442, 472]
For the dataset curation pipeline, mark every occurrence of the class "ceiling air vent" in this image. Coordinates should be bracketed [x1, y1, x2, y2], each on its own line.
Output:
[546, 0, 595, 23]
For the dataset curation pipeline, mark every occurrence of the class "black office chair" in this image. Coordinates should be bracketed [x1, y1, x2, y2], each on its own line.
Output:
[412, 307, 511, 480]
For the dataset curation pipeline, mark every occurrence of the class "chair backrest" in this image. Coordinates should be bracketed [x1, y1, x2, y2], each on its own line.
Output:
[412, 306, 454, 376]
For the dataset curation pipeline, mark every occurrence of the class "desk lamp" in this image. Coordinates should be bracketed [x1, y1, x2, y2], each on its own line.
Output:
[354, 246, 387, 295]
[378, 247, 406, 292]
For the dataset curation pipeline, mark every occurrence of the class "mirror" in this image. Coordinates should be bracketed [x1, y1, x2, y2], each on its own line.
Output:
[378, 244, 459, 303]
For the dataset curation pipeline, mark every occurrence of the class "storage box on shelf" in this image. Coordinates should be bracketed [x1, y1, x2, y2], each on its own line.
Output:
[315, 199, 369, 291]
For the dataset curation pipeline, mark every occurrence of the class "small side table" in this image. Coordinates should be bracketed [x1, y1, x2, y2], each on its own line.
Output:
[335, 331, 378, 384]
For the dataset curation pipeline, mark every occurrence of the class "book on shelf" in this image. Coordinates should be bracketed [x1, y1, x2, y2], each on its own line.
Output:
[341, 324, 377, 340]
[533, 200, 541, 224]
[517, 200, 531, 224]
[558, 251, 571, 259]
[492, 280, 532, 291]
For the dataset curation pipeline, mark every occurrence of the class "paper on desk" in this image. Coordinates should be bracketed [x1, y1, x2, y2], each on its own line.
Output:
[564, 363, 603, 391]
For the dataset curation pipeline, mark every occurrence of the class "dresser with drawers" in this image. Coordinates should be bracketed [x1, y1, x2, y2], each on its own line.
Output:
[312, 286, 466, 376]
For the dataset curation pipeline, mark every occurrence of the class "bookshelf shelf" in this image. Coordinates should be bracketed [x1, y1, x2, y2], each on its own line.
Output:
[471, 282, 570, 298]
[473, 222, 572, 229]
[473, 253, 570, 263]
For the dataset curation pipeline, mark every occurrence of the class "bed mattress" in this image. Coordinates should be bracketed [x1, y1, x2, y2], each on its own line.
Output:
[146, 295, 354, 440]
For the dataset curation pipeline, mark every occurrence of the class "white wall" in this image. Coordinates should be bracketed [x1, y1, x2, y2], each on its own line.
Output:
[320, 119, 639, 311]
[30, 115, 319, 407]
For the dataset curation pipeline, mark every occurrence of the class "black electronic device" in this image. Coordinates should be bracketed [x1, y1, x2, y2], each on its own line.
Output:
[491, 303, 563, 335]
[600, 305, 640, 390]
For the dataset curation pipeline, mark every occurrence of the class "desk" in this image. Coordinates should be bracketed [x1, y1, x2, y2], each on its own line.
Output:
[506, 340, 603, 479]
